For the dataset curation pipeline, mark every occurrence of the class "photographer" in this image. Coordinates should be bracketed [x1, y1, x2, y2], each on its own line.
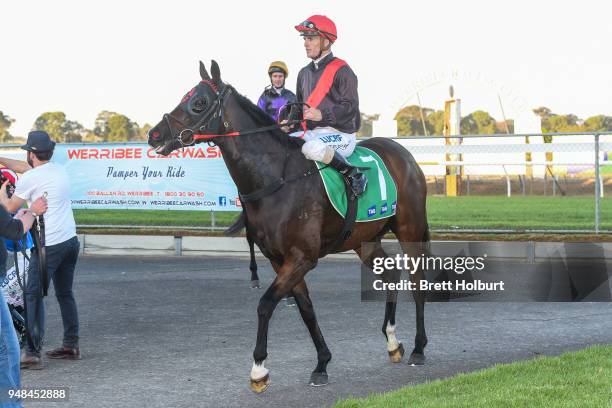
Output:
[0, 131, 80, 370]
[0, 186, 46, 407]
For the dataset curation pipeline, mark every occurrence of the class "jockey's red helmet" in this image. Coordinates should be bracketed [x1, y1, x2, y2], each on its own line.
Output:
[0, 167, 17, 186]
[295, 15, 337, 43]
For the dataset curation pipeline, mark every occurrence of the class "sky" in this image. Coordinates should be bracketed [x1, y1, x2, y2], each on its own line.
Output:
[2, 0, 611, 136]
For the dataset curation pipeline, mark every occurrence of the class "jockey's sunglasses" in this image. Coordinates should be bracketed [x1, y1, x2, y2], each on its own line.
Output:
[299, 21, 320, 33]
[300, 21, 316, 29]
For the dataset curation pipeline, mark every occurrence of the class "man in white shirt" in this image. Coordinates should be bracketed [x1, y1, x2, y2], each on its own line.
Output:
[0, 130, 81, 370]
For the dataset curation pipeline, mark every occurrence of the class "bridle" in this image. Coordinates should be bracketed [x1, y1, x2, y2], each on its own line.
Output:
[159, 81, 321, 203]
[162, 81, 309, 148]
[162, 80, 234, 147]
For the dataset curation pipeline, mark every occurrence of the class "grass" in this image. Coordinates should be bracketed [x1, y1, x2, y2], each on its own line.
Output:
[73, 209, 238, 227]
[334, 345, 612, 408]
[73, 196, 612, 231]
[426, 196, 612, 230]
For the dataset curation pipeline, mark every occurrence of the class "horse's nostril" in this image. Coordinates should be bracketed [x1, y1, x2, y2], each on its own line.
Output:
[151, 131, 161, 140]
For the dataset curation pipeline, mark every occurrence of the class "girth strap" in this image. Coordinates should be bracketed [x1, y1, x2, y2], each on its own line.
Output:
[323, 177, 358, 256]
[240, 178, 286, 204]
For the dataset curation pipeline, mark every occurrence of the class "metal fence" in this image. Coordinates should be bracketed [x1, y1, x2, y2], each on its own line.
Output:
[392, 131, 611, 234]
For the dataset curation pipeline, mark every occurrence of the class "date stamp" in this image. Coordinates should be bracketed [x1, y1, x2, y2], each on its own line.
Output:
[5, 387, 69, 402]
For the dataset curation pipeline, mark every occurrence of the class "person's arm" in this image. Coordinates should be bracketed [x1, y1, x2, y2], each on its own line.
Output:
[295, 71, 303, 103]
[1, 195, 46, 239]
[0, 157, 31, 174]
[0, 205, 28, 241]
[0, 180, 26, 213]
[286, 90, 297, 104]
[257, 93, 267, 112]
[13, 209, 36, 235]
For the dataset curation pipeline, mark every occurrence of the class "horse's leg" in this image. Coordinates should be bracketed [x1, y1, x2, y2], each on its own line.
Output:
[291, 279, 331, 386]
[356, 243, 405, 363]
[246, 231, 259, 288]
[392, 226, 429, 366]
[250, 257, 316, 393]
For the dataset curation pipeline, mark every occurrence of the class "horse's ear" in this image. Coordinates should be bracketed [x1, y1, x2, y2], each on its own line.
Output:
[211, 60, 221, 83]
[199, 60, 211, 80]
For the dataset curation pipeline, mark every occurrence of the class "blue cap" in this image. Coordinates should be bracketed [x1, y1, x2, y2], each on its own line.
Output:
[21, 131, 56, 152]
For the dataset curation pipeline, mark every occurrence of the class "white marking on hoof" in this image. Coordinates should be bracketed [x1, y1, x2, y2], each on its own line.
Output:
[250, 361, 269, 381]
[386, 324, 400, 352]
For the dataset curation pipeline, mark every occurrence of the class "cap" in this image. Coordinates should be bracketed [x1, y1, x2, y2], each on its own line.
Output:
[21, 130, 56, 152]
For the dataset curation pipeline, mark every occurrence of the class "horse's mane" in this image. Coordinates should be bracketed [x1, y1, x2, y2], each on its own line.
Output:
[231, 87, 304, 149]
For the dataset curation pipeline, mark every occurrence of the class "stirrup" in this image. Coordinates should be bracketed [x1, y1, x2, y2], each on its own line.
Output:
[348, 171, 367, 197]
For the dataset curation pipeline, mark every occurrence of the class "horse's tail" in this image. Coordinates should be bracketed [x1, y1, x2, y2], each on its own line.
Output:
[423, 221, 431, 243]
[421, 221, 431, 256]
[224, 209, 247, 236]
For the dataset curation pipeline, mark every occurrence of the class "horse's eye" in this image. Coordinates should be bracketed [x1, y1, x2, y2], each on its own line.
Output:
[192, 98, 207, 113]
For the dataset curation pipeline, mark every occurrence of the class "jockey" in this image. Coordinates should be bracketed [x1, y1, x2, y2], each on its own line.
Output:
[289, 15, 367, 196]
[257, 61, 297, 122]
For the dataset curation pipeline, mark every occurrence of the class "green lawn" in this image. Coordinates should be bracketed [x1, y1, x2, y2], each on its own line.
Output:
[334, 345, 612, 408]
[73, 196, 611, 231]
[73, 209, 238, 227]
[426, 196, 612, 230]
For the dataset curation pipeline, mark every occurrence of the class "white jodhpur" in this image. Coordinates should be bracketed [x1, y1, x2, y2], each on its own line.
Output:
[290, 126, 356, 163]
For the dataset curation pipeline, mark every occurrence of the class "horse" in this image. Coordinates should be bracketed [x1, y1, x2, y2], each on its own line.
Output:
[225, 210, 260, 288]
[226, 212, 296, 306]
[148, 60, 430, 393]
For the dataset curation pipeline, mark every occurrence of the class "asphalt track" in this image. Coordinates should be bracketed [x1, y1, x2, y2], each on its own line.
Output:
[22, 255, 612, 408]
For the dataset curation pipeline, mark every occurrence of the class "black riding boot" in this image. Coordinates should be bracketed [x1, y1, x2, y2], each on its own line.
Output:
[328, 151, 368, 197]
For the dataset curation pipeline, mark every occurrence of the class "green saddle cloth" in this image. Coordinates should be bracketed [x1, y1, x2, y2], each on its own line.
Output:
[316, 146, 398, 222]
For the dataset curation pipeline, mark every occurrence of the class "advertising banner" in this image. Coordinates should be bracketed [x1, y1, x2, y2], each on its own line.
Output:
[51, 143, 241, 211]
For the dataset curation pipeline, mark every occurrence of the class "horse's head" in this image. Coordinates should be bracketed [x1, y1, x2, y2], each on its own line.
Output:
[148, 60, 226, 155]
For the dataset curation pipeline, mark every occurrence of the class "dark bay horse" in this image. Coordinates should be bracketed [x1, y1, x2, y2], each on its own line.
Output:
[148, 61, 430, 393]
[225, 210, 260, 288]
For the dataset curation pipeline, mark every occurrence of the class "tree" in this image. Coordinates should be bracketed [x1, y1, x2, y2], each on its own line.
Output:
[94, 111, 140, 142]
[532, 106, 552, 119]
[357, 113, 379, 138]
[542, 114, 581, 133]
[0, 111, 15, 142]
[532, 107, 582, 141]
[583, 115, 612, 132]
[460, 114, 478, 135]
[137, 123, 152, 141]
[426, 110, 445, 135]
[93, 111, 113, 138]
[33, 111, 85, 142]
[395, 105, 433, 136]
[461, 110, 497, 135]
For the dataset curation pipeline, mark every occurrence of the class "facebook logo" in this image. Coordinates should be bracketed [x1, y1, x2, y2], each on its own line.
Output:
[218, 196, 227, 206]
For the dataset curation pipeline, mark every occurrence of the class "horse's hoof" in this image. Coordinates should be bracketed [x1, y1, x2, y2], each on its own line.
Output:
[309, 372, 329, 387]
[388, 343, 405, 363]
[408, 352, 426, 366]
[250, 374, 270, 393]
[251, 280, 260, 289]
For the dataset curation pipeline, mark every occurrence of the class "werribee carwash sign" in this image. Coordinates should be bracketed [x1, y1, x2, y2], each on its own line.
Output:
[52, 143, 241, 211]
